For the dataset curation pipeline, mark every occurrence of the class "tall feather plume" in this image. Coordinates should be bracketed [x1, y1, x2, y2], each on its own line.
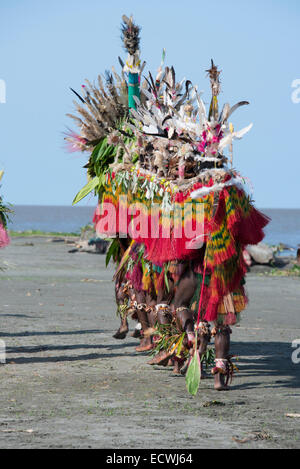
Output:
[66, 73, 128, 150]
[206, 59, 221, 121]
[121, 15, 141, 55]
[206, 59, 221, 97]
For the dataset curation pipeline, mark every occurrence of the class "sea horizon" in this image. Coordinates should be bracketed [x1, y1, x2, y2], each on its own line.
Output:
[8, 204, 300, 209]
[6, 205, 300, 250]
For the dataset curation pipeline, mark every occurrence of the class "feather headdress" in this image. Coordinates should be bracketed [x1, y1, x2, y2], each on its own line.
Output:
[68, 15, 254, 198]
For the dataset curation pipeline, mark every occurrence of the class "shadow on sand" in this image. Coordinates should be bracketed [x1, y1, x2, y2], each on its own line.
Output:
[0, 329, 106, 338]
[3, 339, 139, 365]
[1, 331, 299, 392]
[229, 340, 300, 390]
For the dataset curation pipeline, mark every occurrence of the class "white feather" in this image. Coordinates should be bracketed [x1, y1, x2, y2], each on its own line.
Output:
[234, 123, 253, 139]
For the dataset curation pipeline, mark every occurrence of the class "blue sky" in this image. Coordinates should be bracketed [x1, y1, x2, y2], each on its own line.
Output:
[0, 0, 299, 208]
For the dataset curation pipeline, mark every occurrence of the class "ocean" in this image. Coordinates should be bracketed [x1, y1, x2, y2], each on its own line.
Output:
[7, 205, 300, 250]
[7, 205, 95, 234]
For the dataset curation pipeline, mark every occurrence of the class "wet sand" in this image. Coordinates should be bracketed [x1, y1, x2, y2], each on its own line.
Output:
[0, 237, 299, 449]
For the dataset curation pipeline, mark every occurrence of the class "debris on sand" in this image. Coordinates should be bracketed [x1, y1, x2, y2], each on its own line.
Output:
[203, 400, 225, 408]
[232, 431, 272, 444]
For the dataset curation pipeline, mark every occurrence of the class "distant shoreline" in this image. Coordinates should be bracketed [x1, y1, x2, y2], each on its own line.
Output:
[5, 233, 300, 278]
[6, 207, 300, 250]
[7, 204, 300, 210]
[8, 229, 80, 238]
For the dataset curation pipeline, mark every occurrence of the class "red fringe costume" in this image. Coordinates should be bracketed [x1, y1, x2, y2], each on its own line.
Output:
[94, 171, 269, 324]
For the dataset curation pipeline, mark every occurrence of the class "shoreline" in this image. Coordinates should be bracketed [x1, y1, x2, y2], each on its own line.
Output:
[7, 231, 300, 278]
[8, 230, 80, 238]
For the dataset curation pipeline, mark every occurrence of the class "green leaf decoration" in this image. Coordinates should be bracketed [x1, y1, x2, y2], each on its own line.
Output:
[132, 153, 139, 164]
[105, 238, 119, 267]
[137, 245, 145, 263]
[164, 266, 170, 293]
[72, 177, 99, 205]
[175, 332, 186, 358]
[86, 137, 118, 181]
[186, 350, 201, 396]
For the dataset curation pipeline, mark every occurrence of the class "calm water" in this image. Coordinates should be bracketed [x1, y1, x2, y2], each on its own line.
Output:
[7, 206, 300, 249]
[7, 205, 95, 234]
[262, 209, 300, 249]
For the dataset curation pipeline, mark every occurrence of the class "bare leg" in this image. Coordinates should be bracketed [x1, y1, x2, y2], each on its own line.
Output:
[175, 307, 195, 345]
[197, 321, 211, 379]
[148, 305, 173, 365]
[135, 304, 153, 352]
[113, 281, 130, 339]
[172, 358, 182, 374]
[212, 325, 232, 391]
[113, 315, 129, 339]
[171, 264, 197, 351]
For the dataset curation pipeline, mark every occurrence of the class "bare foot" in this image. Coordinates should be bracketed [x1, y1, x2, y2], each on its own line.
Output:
[173, 360, 182, 374]
[113, 326, 128, 340]
[136, 344, 153, 352]
[214, 372, 229, 391]
[135, 338, 153, 352]
[148, 350, 171, 366]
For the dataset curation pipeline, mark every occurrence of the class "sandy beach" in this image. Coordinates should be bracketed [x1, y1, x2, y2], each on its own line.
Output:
[0, 236, 299, 449]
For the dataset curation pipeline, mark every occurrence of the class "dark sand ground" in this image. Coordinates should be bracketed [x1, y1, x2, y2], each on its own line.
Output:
[0, 237, 299, 449]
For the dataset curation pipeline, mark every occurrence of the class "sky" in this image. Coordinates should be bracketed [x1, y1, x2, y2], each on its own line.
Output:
[0, 0, 299, 208]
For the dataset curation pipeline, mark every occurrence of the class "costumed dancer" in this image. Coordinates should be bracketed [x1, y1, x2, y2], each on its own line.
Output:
[67, 16, 270, 394]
